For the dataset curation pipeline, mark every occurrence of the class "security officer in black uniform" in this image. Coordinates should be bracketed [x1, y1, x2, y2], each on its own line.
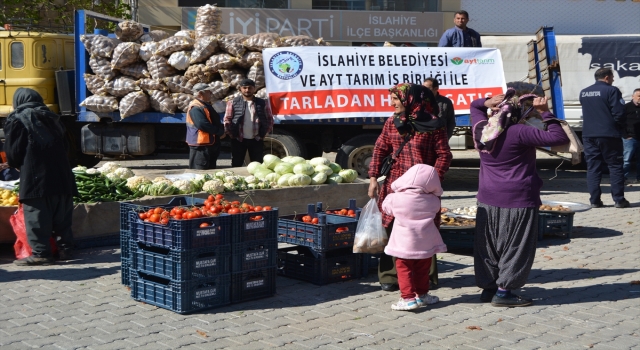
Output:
[579, 68, 629, 208]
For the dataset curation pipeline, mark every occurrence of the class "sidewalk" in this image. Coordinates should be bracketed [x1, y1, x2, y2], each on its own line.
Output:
[1, 156, 639, 349]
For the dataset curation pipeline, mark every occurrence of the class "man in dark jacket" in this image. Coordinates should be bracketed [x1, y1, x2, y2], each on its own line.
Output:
[438, 10, 481, 48]
[579, 68, 629, 208]
[4, 88, 78, 265]
[623, 88, 640, 184]
[423, 77, 455, 140]
[224, 79, 274, 167]
[186, 83, 226, 169]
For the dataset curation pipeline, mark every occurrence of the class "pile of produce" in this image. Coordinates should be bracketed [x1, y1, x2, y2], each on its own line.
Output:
[80, 4, 329, 118]
[247, 155, 358, 187]
[0, 189, 19, 206]
[72, 165, 141, 204]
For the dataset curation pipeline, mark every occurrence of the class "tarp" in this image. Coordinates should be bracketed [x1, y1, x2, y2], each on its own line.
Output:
[263, 46, 506, 118]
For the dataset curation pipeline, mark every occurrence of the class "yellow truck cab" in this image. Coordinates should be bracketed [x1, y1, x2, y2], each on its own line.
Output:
[0, 29, 74, 118]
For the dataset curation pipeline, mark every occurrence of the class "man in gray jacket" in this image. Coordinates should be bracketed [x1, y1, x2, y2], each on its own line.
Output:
[424, 77, 456, 140]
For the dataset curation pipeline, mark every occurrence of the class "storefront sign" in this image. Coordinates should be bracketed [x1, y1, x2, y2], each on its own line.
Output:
[181, 8, 443, 43]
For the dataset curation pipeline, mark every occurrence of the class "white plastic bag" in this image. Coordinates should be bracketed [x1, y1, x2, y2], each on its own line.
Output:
[353, 198, 388, 254]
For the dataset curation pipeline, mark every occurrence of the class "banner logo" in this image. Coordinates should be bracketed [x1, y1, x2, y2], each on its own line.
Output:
[269, 51, 304, 80]
[451, 57, 463, 65]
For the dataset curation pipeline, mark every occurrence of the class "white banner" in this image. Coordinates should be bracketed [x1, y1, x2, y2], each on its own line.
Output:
[263, 47, 506, 120]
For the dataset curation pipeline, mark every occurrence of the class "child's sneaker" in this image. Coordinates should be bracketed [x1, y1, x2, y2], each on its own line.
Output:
[391, 298, 419, 311]
[416, 293, 439, 307]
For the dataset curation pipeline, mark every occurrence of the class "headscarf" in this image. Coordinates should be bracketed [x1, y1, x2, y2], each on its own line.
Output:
[472, 88, 538, 154]
[388, 83, 441, 135]
[9, 88, 65, 149]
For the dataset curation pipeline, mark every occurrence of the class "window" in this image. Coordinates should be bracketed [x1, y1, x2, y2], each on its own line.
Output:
[313, 0, 365, 10]
[10, 42, 24, 69]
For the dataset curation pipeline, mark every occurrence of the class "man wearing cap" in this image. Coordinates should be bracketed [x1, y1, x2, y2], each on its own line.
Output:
[224, 78, 274, 167]
[186, 83, 225, 170]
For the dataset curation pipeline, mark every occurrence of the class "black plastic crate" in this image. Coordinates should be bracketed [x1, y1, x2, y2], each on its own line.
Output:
[440, 226, 475, 250]
[538, 212, 574, 239]
[231, 238, 277, 272]
[319, 199, 362, 220]
[360, 254, 380, 278]
[230, 267, 276, 304]
[120, 230, 131, 262]
[131, 242, 231, 280]
[277, 213, 357, 252]
[121, 259, 131, 286]
[277, 246, 362, 285]
[132, 272, 230, 314]
[231, 209, 279, 244]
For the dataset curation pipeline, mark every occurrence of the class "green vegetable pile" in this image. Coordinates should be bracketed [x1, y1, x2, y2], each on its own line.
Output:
[72, 168, 143, 204]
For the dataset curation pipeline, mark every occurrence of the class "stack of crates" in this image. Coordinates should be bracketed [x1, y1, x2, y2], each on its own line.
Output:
[120, 197, 233, 314]
[277, 200, 363, 285]
[229, 208, 279, 303]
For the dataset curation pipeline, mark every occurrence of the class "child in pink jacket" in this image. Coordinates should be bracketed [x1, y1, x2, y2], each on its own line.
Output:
[382, 163, 448, 311]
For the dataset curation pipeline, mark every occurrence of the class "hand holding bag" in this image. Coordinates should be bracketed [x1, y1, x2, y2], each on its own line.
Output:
[353, 198, 388, 254]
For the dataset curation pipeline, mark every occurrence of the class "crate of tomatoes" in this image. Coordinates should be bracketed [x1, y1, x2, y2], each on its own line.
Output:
[321, 199, 361, 220]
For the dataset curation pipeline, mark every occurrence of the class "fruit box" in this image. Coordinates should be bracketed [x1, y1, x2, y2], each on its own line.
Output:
[277, 246, 362, 285]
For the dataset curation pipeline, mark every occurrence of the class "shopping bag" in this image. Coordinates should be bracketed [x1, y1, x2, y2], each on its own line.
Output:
[353, 198, 388, 254]
[11, 205, 58, 259]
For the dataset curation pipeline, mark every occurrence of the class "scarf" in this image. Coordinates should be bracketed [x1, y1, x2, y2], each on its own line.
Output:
[473, 88, 538, 154]
[9, 88, 65, 149]
[388, 83, 441, 135]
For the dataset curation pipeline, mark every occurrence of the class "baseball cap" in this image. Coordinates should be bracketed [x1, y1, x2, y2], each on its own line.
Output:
[192, 83, 215, 94]
[239, 78, 256, 87]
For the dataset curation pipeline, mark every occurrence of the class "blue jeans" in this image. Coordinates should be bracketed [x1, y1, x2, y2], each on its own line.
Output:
[622, 137, 640, 180]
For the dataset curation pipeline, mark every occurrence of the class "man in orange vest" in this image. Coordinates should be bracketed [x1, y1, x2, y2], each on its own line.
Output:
[186, 83, 225, 169]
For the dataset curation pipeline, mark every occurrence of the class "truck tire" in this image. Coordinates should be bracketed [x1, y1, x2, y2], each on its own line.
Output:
[263, 128, 307, 158]
[335, 133, 379, 178]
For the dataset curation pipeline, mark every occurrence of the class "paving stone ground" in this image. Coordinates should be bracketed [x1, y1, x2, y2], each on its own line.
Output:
[1, 150, 639, 349]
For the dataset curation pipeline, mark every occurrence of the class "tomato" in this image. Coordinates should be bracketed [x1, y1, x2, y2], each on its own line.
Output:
[149, 214, 160, 223]
[250, 215, 263, 221]
[173, 215, 182, 220]
[176, 208, 186, 216]
[147, 209, 155, 218]
[302, 215, 312, 223]
[169, 208, 177, 216]
[228, 208, 241, 215]
[347, 209, 355, 216]
[153, 207, 164, 215]
[207, 195, 215, 201]
[139, 212, 148, 220]
[205, 201, 213, 209]
[231, 201, 241, 206]
[200, 222, 210, 228]
[311, 217, 319, 224]
[325, 210, 333, 214]
[160, 218, 169, 225]
[348, 213, 356, 217]
[336, 226, 349, 232]
[339, 209, 348, 216]
[263, 206, 272, 211]
[192, 209, 202, 218]
[215, 194, 224, 200]
[185, 212, 194, 220]
[253, 206, 263, 212]
[210, 206, 221, 214]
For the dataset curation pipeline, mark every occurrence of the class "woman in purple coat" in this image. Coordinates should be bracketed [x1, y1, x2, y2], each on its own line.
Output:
[471, 89, 569, 307]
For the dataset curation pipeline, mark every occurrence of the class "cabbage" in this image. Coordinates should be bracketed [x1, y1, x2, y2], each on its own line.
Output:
[328, 162, 342, 174]
[264, 172, 280, 183]
[326, 174, 343, 184]
[288, 174, 312, 186]
[314, 164, 333, 176]
[310, 172, 327, 185]
[274, 162, 295, 175]
[283, 156, 305, 165]
[281, 156, 293, 163]
[263, 154, 282, 170]
[254, 168, 274, 180]
[293, 163, 315, 176]
[277, 173, 294, 187]
[247, 162, 263, 175]
[339, 169, 358, 183]
[309, 157, 330, 166]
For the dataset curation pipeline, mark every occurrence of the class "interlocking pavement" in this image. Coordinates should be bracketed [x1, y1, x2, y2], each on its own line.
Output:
[1, 151, 639, 349]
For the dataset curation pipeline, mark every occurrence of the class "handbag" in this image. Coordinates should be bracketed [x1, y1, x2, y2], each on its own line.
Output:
[379, 134, 412, 177]
[543, 118, 584, 165]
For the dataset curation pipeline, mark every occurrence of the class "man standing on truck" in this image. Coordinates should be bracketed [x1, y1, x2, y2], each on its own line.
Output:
[579, 68, 629, 208]
[623, 88, 640, 184]
[186, 83, 226, 170]
[4, 88, 77, 265]
[438, 10, 482, 48]
[224, 79, 274, 167]
[424, 77, 456, 140]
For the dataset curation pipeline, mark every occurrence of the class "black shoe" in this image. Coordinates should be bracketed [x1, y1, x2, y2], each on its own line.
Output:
[380, 283, 399, 292]
[590, 200, 603, 208]
[491, 293, 532, 307]
[57, 249, 73, 261]
[614, 199, 630, 208]
[14, 256, 54, 266]
[480, 288, 498, 302]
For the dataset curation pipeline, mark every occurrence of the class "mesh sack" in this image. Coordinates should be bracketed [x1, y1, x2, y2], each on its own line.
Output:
[111, 42, 141, 69]
[89, 55, 117, 80]
[205, 53, 238, 72]
[190, 36, 220, 64]
[115, 20, 144, 42]
[244, 33, 282, 51]
[139, 42, 158, 61]
[164, 75, 195, 94]
[219, 69, 246, 88]
[80, 95, 119, 113]
[237, 51, 263, 69]
[118, 62, 150, 79]
[84, 74, 107, 96]
[149, 90, 177, 113]
[155, 36, 195, 56]
[209, 81, 230, 100]
[168, 51, 192, 70]
[247, 62, 265, 89]
[218, 34, 248, 57]
[223, 90, 242, 102]
[81, 34, 118, 58]
[255, 87, 268, 99]
[174, 30, 196, 39]
[383, 41, 396, 47]
[195, 4, 222, 39]
[184, 64, 216, 84]
[282, 35, 317, 47]
[317, 37, 331, 46]
[172, 93, 194, 112]
[105, 76, 141, 97]
[137, 78, 168, 92]
[140, 30, 170, 42]
[147, 55, 178, 80]
[120, 91, 150, 118]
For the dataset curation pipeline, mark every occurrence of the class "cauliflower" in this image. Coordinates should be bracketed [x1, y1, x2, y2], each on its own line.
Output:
[152, 176, 173, 186]
[173, 179, 197, 194]
[202, 179, 224, 194]
[215, 170, 235, 180]
[86, 168, 100, 175]
[126, 175, 151, 191]
[72, 166, 87, 172]
[195, 173, 213, 182]
[225, 175, 243, 185]
[223, 182, 235, 192]
[113, 167, 135, 180]
[244, 175, 257, 184]
[98, 162, 121, 174]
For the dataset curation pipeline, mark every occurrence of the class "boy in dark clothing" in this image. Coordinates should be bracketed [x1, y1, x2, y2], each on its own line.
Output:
[4, 88, 78, 265]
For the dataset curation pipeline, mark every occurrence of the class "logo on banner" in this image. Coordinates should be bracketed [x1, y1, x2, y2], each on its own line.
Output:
[451, 57, 464, 65]
[450, 57, 495, 65]
[269, 51, 303, 80]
